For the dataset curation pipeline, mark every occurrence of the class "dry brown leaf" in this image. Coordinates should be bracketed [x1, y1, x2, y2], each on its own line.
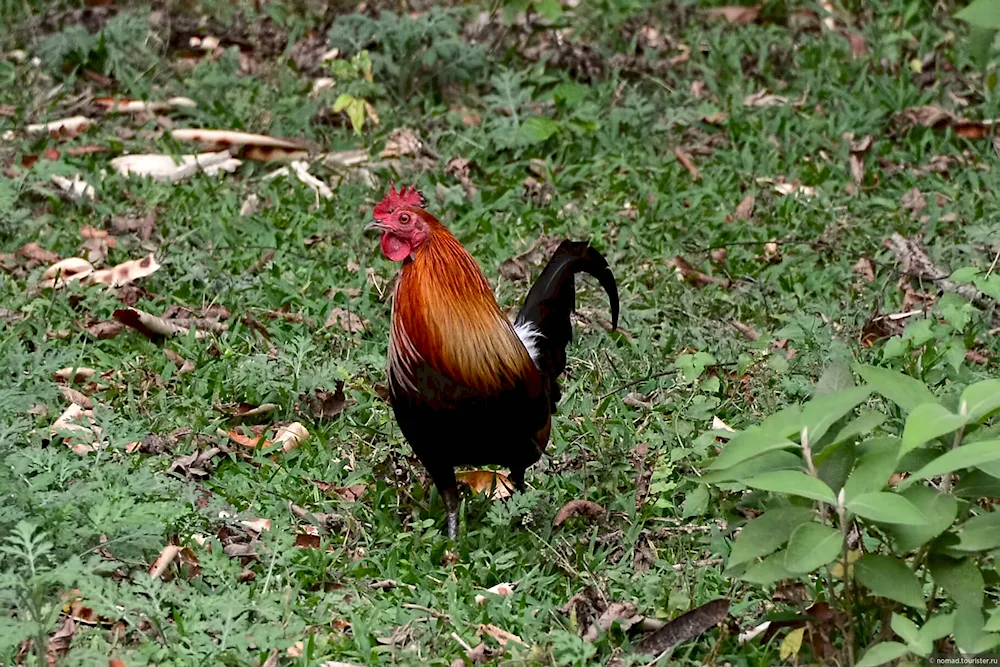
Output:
[582, 601, 643, 643]
[666, 256, 730, 288]
[50, 404, 104, 455]
[380, 127, 424, 158]
[164, 348, 196, 374]
[731, 320, 760, 341]
[771, 180, 817, 197]
[46, 617, 76, 666]
[966, 349, 991, 365]
[303, 382, 352, 420]
[241, 517, 272, 534]
[324, 307, 367, 333]
[94, 97, 196, 113]
[39, 258, 94, 288]
[51, 174, 95, 202]
[744, 90, 788, 108]
[553, 499, 607, 527]
[28, 115, 92, 139]
[673, 147, 701, 180]
[457, 470, 514, 500]
[114, 307, 210, 339]
[634, 598, 730, 655]
[110, 151, 242, 181]
[705, 5, 761, 24]
[79, 226, 117, 264]
[82, 320, 124, 340]
[274, 422, 309, 452]
[849, 153, 864, 187]
[54, 367, 97, 383]
[167, 447, 223, 477]
[111, 213, 156, 240]
[853, 257, 876, 283]
[900, 187, 926, 218]
[66, 144, 112, 157]
[479, 623, 528, 647]
[148, 544, 181, 579]
[733, 194, 755, 221]
[844, 32, 867, 59]
[260, 648, 280, 667]
[61, 386, 93, 410]
[227, 402, 278, 419]
[475, 582, 515, 605]
[701, 110, 728, 125]
[170, 128, 309, 152]
[90, 254, 160, 288]
[893, 106, 1000, 140]
[19, 242, 60, 264]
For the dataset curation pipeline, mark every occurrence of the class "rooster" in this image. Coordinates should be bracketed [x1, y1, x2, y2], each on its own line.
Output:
[367, 184, 619, 538]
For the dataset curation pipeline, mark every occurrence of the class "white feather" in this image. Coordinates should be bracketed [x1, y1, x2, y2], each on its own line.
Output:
[514, 321, 544, 369]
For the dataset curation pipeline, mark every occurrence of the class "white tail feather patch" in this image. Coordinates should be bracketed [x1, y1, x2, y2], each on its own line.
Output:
[514, 321, 544, 369]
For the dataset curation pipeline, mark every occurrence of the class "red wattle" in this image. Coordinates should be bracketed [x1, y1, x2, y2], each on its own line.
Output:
[381, 233, 412, 262]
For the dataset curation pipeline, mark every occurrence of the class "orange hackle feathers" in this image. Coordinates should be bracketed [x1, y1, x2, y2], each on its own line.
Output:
[388, 212, 538, 395]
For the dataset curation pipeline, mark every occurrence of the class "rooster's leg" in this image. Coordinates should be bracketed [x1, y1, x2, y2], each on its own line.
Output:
[442, 486, 460, 540]
[431, 467, 461, 540]
[508, 467, 526, 492]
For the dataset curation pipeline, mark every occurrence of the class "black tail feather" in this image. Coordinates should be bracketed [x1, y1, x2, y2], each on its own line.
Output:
[514, 240, 619, 408]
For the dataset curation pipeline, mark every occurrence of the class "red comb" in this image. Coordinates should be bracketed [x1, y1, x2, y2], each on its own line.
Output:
[373, 182, 425, 220]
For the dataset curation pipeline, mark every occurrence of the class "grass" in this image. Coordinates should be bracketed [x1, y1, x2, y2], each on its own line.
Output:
[1, 0, 999, 665]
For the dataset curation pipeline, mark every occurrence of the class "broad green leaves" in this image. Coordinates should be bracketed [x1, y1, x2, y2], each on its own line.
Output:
[929, 556, 984, 609]
[698, 451, 801, 483]
[741, 552, 794, 585]
[709, 428, 798, 471]
[727, 506, 814, 568]
[845, 493, 928, 525]
[801, 386, 872, 445]
[882, 485, 958, 552]
[954, 510, 1000, 552]
[902, 440, 1000, 487]
[890, 613, 931, 656]
[519, 116, 559, 144]
[961, 380, 1000, 423]
[854, 365, 936, 413]
[700, 360, 1000, 659]
[855, 554, 925, 609]
[333, 94, 368, 135]
[784, 522, 842, 573]
[956, 0, 1000, 29]
[843, 437, 899, 499]
[856, 641, 910, 667]
[900, 403, 965, 457]
[742, 471, 836, 504]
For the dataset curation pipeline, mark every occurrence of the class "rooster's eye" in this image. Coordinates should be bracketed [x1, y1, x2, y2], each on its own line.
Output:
[398, 213, 411, 225]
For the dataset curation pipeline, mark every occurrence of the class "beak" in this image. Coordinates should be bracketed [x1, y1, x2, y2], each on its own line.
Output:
[365, 219, 386, 233]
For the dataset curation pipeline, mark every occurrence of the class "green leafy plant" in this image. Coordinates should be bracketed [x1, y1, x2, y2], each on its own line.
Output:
[328, 50, 379, 134]
[956, 0, 1000, 69]
[701, 355, 1000, 664]
[34, 11, 160, 93]
[327, 8, 486, 99]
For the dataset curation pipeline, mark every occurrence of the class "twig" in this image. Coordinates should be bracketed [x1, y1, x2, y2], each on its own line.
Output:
[450, 631, 474, 653]
[986, 247, 1000, 280]
[885, 233, 992, 308]
[402, 603, 451, 621]
[670, 558, 723, 571]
